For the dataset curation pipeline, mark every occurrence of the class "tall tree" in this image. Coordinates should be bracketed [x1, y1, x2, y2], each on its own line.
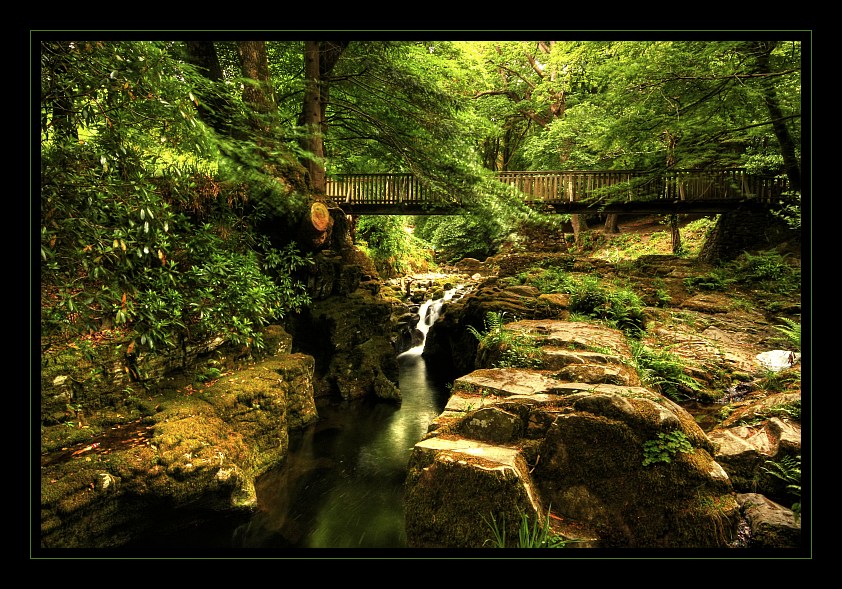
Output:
[40, 41, 78, 143]
[238, 41, 276, 130]
[741, 41, 802, 193]
[296, 41, 350, 193]
[301, 41, 325, 192]
[466, 41, 597, 239]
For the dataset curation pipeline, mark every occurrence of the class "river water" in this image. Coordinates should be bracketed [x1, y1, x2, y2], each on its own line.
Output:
[235, 290, 463, 551]
[138, 289, 463, 554]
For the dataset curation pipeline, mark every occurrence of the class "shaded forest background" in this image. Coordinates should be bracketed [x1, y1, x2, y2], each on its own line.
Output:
[38, 36, 805, 357]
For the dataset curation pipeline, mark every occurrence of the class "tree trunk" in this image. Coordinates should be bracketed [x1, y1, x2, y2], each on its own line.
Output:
[669, 214, 682, 254]
[751, 41, 801, 193]
[571, 214, 589, 244]
[238, 41, 274, 113]
[299, 201, 333, 248]
[301, 41, 326, 193]
[604, 214, 620, 234]
[183, 41, 233, 137]
[296, 41, 349, 194]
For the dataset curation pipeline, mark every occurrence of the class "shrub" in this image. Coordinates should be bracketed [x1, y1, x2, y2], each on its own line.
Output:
[731, 251, 800, 294]
[40, 41, 314, 355]
[604, 288, 647, 336]
[414, 214, 505, 263]
[530, 267, 573, 294]
[642, 430, 694, 466]
[569, 275, 609, 315]
[630, 340, 703, 402]
[762, 455, 801, 520]
[526, 270, 647, 336]
[468, 311, 544, 369]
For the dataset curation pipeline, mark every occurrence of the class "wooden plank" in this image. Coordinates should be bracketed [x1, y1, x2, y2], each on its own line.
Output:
[329, 169, 786, 213]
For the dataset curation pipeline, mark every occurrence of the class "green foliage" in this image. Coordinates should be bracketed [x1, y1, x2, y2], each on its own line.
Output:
[683, 270, 731, 292]
[684, 251, 800, 296]
[762, 455, 801, 519]
[527, 270, 646, 336]
[602, 288, 647, 336]
[355, 216, 434, 277]
[195, 366, 222, 383]
[653, 287, 672, 307]
[765, 400, 801, 421]
[40, 40, 311, 355]
[467, 310, 508, 343]
[413, 213, 506, 264]
[773, 317, 801, 352]
[530, 267, 574, 294]
[737, 251, 788, 281]
[754, 369, 801, 394]
[181, 237, 311, 350]
[772, 192, 802, 231]
[732, 251, 800, 293]
[483, 506, 573, 548]
[642, 430, 694, 466]
[468, 311, 544, 368]
[731, 398, 801, 427]
[630, 340, 703, 402]
[569, 274, 612, 316]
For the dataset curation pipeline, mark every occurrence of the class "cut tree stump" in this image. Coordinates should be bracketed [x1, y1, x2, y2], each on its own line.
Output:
[300, 201, 334, 248]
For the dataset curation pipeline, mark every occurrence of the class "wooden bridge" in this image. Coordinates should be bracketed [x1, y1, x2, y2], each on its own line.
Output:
[326, 169, 789, 215]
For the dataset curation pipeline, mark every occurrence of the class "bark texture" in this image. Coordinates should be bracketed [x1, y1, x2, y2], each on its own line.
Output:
[301, 41, 325, 193]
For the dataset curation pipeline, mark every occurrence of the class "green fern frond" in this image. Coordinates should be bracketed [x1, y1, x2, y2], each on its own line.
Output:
[773, 317, 801, 352]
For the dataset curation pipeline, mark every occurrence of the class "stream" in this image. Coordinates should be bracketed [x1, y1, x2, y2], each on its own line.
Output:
[140, 287, 465, 553]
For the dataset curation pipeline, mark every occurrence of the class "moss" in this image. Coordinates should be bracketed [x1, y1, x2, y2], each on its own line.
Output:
[671, 493, 741, 548]
[405, 451, 537, 548]
[40, 424, 101, 454]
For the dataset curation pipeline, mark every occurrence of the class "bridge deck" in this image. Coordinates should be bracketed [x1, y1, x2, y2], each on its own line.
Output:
[327, 169, 787, 215]
[338, 198, 774, 216]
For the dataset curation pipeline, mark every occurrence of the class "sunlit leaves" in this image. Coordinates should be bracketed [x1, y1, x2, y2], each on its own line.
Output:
[40, 40, 313, 352]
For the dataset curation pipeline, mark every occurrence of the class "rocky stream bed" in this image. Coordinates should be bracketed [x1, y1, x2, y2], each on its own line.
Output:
[36, 219, 806, 555]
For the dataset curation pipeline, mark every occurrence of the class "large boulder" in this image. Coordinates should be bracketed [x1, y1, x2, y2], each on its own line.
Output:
[286, 287, 401, 401]
[708, 391, 802, 507]
[407, 310, 802, 550]
[406, 321, 745, 549]
[40, 346, 318, 549]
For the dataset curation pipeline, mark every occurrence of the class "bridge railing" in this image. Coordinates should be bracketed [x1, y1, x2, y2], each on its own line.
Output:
[496, 169, 787, 204]
[326, 173, 429, 206]
[327, 169, 788, 212]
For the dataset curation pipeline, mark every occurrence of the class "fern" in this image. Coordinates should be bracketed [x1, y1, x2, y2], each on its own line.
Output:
[762, 455, 801, 520]
[773, 317, 801, 352]
[469, 311, 543, 368]
[630, 341, 702, 402]
[468, 311, 507, 342]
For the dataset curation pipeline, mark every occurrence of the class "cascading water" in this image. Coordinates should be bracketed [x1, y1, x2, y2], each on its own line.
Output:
[129, 285, 469, 552]
[229, 286, 467, 550]
[398, 287, 460, 358]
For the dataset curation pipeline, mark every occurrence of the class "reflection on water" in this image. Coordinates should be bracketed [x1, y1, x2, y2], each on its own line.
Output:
[232, 292, 460, 549]
[121, 290, 463, 553]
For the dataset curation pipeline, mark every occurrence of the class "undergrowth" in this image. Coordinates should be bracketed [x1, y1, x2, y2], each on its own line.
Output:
[525, 268, 647, 336]
[629, 340, 703, 402]
[468, 311, 544, 368]
[483, 506, 575, 548]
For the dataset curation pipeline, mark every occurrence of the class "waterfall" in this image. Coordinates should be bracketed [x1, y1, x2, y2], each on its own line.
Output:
[398, 287, 462, 358]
